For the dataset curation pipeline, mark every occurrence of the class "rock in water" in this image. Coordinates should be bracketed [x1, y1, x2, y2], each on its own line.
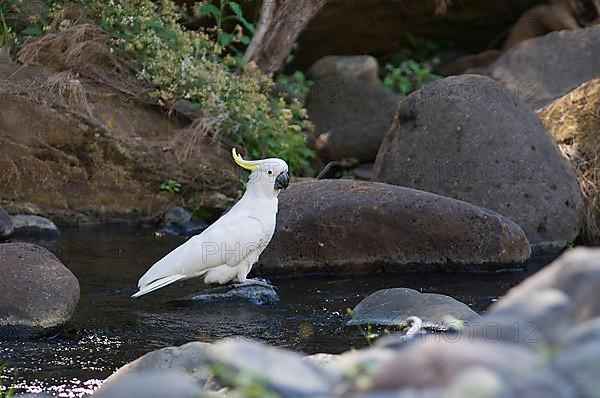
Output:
[260, 179, 531, 273]
[490, 25, 600, 109]
[373, 74, 582, 255]
[163, 207, 208, 236]
[187, 279, 279, 305]
[94, 371, 203, 398]
[0, 243, 79, 336]
[207, 338, 340, 397]
[307, 76, 399, 163]
[101, 341, 211, 389]
[11, 214, 60, 238]
[347, 288, 480, 328]
[0, 206, 13, 239]
[369, 339, 535, 391]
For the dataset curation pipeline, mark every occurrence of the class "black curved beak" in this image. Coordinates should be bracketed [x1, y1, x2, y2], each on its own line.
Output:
[274, 171, 290, 190]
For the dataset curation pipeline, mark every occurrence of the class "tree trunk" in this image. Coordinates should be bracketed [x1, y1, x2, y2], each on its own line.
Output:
[244, 0, 329, 75]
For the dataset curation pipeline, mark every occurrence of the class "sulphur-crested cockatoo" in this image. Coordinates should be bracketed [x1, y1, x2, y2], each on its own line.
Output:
[132, 149, 290, 298]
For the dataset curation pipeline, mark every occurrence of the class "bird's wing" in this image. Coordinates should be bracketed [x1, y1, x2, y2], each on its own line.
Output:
[137, 209, 266, 289]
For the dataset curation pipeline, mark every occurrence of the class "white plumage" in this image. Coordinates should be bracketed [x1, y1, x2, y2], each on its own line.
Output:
[132, 149, 290, 298]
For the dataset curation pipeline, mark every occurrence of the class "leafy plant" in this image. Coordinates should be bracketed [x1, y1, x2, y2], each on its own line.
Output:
[379, 34, 451, 97]
[382, 59, 440, 98]
[84, 0, 314, 173]
[197, 0, 255, 65]
[404, 33, 451, 62]
[0, 10, 13, 48]
[275, 71, 312, 103]
[210, 363, 280, 398]
[160, 178, 182, 194]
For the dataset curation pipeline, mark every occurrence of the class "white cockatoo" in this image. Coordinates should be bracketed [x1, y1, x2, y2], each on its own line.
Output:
[132, 148, 290, 298]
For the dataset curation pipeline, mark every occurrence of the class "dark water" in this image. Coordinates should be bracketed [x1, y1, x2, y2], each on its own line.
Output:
[1, 226, 549, 397]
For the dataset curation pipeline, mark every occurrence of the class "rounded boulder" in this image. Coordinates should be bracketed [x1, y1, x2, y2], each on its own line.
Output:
[0, 243, 79, 334]
[259, 179, 531, 273]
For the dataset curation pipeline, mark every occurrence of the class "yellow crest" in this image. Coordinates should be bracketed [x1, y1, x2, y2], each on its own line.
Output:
[232, 148, 258, 171]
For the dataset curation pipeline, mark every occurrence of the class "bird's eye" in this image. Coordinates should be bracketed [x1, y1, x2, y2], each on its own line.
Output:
[268, 170, 273, 175]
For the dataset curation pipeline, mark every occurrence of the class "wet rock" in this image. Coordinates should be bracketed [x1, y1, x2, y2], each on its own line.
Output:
[307, 76, 399, 163]
[448, 367, 575, 398]
[491, 248, 600, 325]
[369, 339, 535, 390]
[101, 341, 211, 388]
[478, 289, 572, 347]
[259, 179, 531, 274]
[11, 215, 60, 238]
[207, 338, 340, 397]
[307, 55, 380, 84]
[187, 279, 279, 305]
[93, 371, 203, 398]
[554, 339, 600, 398]
[373, 74, 582, 255]
[499, 370, 576, 398]
[327, 346, 397, 371]
[163, 207, 208, 237]
[446, 367, 504, 398]
[490, 25, 600, 109]
[0, 243, 79, 334]
[0, 62, 238, 224]
[347, 288, 480, 328]
[304, 353, 339, 367]
[559, 318, 600, 351]
[0, 206, 13, 239]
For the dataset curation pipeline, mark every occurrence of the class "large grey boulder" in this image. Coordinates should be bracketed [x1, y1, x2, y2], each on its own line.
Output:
[347, 288, 480, 328]
[490, 25, 600, 109]
[373, 74, 582, 255]
[0, 243, 79, 334]
[491, 248, 600, 325]
[477, 289, 573, 347]
[369, 339, 535, 390]
[259, 179, 531, 273]
[307, 76, 399, 162]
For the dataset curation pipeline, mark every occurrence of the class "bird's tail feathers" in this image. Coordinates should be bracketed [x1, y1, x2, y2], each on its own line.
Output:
[131, 274, 185, 298]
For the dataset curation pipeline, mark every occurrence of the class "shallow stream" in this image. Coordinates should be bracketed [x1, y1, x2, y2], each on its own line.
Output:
[1, 226, 549, 397]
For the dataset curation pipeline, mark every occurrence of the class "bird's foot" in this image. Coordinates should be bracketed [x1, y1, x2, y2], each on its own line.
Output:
[232, 277, 275, 290]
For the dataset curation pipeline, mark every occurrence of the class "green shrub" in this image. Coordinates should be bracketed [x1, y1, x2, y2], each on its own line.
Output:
[81, 0, 314, 173]
[382, 59, 440, 98]
[380, 34, 450, 97]
[0, 10, 13, 48]
[196, 0, 255, 66]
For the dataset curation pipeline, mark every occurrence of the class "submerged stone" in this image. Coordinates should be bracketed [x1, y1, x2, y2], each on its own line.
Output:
[347, 288, 480, 328]
[186, 279, 279, 305]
